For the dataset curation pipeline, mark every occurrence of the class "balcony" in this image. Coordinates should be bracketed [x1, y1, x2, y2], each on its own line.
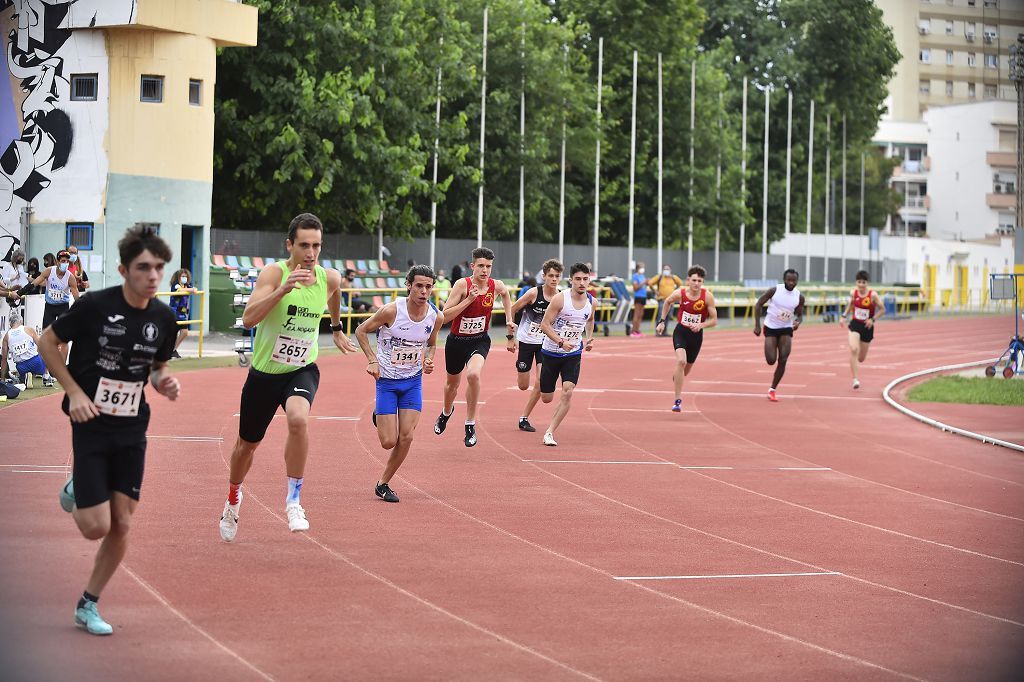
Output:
[987, 151, 1016, 167]
[900, 195, 930, 213]
[986, 193, 1015, 209]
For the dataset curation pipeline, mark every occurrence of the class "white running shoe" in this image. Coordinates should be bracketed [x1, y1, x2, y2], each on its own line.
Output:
[219, 491, 243, 542]
[543, 432, 558, 447]
[24, 372, 33, 389]
[286, 503, 309, 532]
[852, 379, 861, 390]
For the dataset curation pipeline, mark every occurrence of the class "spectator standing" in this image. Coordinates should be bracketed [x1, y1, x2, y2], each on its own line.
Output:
[1, 248, 29, 289]
[169, 268, 196, 359]
[67, 245, 90, 291]
[435, 269, 452, 302]
[630, 262, 648, 336]
[43, 253, 56, 269]
[450, 262, 463, 282]
[647, 265, 683, 337]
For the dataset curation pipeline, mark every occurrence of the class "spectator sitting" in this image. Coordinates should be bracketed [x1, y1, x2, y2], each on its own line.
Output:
[2, 311, 52, 388]
[435, 269, 452, 302]
[66, 245, 90, 290]
[340, 268, 374, 313]
[169, 268, 196, 359]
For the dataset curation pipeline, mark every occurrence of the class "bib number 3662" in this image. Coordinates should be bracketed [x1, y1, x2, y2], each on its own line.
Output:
[94, 377, 143, 417]
[272, 334, 313, 365]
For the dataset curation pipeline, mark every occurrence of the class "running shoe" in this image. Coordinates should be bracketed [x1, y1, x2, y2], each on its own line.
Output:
[372, 411, 377, 426]
[518, 417, 536, 432]
[23, 372, 33, 389]
[219, 491, 242, 542]
[74, 601, 113, 636]
[59, 474, 75, 513]
[768, 388, 778, 402]
[852, 379, 861, 390]
[286, 502, 309, 532]
[42, 376, 55, 388]
[170, 350, 181, 360]
[543, 432, 558, 447]
[434, 409, 452, 435]
[464, 423, 477, 447]
[375, 482, 400, 503]
[631, 331, 642, 337]
[671, 399, 682, 413]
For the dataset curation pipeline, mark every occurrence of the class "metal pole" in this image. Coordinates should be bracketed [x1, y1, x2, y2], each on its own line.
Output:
[715, 91, 722, 280]
[627, 50, 638, 274]
[429, 37, 443, 270]
[1010, 37, 1024, 234]
[593, 36, 603, 274]
[824, 112, 831, 282]
[784, 90, 792, 271]
[761, 86, 770, 279]
[805, 100, 815, 278]
[740, 76, 747, 281]
[518, 12, 525, 277]
[859, 152, 865, 271]
[657, 52, 663, 271]
[476, 6, 488, 248]
[841, 114, 847, 281]
[687, 60, 695, 267]
[558, 45, 567, 265]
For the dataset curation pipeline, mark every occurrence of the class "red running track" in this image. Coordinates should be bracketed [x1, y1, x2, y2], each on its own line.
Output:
[1, 316, 1023, 681]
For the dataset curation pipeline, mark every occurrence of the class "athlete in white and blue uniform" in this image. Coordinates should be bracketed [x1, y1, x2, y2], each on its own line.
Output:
[538, 262, 595, 447]
[357, 265, 478, 503]
[1, 311, 51, 387]
[19, 250, 80, 364]
[508, 258, 563, 433]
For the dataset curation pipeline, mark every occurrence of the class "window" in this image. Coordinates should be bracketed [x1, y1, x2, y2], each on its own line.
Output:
[919, 80, 931, 94]
[965, 22, 976, 41]
[945, 80, 954, 96]
[920, 49, 931, 64]
[983, 26, 997, 43]
[918, 19, 930, 35]
[66, 223, 94, 250]
[188, 79, 202, 106]
[946, 50, 954, 66]
[999, 129, 1018, 151]
[984, 0, 997, 7]
[968, 0, 975, 5]
[968, 82, 976, 98]
[945, 20, 954, 35]
[140, 75, 163, 103]
[134, 222, 161, 235]
[70, 74, 97, 101]
[968, 52, 977, 67]
[985, 53, 998, 68]
[998, 212, 1015, 234]
[985, 84, 997, 99]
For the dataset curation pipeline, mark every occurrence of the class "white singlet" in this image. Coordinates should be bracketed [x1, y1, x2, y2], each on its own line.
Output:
[764, 285, 801, 330]
[4, 326, 38, 363]
[541, 293, 592, 357]
[375, 297, 439, 380]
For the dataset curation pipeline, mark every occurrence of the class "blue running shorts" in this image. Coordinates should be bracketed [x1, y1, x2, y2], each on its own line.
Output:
[375, 374, 423, 415]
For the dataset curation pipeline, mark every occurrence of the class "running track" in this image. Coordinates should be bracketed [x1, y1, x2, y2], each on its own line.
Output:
[1, 316, 1022, 680]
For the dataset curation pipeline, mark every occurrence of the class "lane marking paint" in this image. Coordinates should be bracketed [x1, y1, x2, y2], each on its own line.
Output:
[615, 572, 842, 581]
[523, 460, 675, 465]
[147, 436, 224, 441]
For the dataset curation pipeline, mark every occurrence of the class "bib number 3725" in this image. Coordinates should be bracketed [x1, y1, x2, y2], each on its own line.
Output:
[272, 334, 313, 365]
[459, 316, 485, 335]
[94, 377, 143, 417]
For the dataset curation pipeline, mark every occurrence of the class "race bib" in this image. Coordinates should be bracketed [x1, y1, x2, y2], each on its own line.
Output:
[47, 284, 67, 301]
[680, 311, 701, 326]
[525, 321, 543, 340]
[558, 323, 585, 344]
[389, 342, 423, 367]
[11, 341, 30, 356]
[93, 377, 143, 417]
[271, 334, 313, 365]
[854, 307, 870, 321]
[458, 316, 486, 335]
[777, 310, 793, 322]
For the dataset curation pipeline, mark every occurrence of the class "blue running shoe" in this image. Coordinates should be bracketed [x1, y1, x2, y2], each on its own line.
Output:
[671, 399, 682, 413]
[59, 475, 75, 513]
[75, 601, 113, 636]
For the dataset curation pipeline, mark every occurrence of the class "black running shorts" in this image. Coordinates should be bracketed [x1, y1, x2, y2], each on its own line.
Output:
[516, 342, 543, 373]
[764, 326, 794, 338]
[42, 302, 69, 329]
[849, 319, 874, 343]
[539, 353, 581, 393]
[672, 324, 704, 364]
[72, 422, 147, 508]
[238, 363, 320, 443]
[444, 333, 490, 375]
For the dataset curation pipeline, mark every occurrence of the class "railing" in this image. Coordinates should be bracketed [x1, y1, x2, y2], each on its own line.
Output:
[157, 289, 206, 358]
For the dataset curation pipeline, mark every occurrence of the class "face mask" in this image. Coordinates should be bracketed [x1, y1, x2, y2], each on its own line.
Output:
[637, 268, 644, 274]
[662, 269, 670, 275]
[69, 254, 78, 263]
[58, 262, 68, 272]
[180, 277, 188, 284]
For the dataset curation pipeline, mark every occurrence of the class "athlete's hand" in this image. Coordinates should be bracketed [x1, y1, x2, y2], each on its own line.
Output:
[507, 337, 517, 353]
[792, 320, 802, 332]
[466, 284, 481, 300]
[753, 325, 762, 337]
[366, 360, 380, 380]
[656, 322, 665, 335]
[865, 319, 874, 329]
[280, 268, 313, 294]
[156, 375, 181, 401]
[334, 331, 358, 354]
[839, 317, 848, 329]
[68, 391, 101, 423]
[424, 356, 434, 374]
[585, 338, 594, 352]
[687, 322, 701, 333]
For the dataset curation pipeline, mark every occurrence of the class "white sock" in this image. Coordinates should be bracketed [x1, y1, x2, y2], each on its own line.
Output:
[286, 476, 303, 506]
[465, 420, 475, 426]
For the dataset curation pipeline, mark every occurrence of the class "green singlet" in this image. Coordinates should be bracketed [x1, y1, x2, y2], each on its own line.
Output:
[251, 262, 328, 374]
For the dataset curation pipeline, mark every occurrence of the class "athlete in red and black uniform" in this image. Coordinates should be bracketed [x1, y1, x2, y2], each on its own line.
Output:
[655, 265, 718, 412]
[839, 269, 883, 389]
[435, 247, 516, 446]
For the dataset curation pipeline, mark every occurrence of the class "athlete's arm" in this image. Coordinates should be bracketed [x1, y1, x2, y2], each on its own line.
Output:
[839, 297, 853, 328]
[439, 281, 480, 324]
[495, 280, 517, 352]
[509, 287, 537, 317]
[69, 274, 80, 301]
[793, 294, 806, 331]
[16, 267, 49, 296]
[149, 360, 180, 401]
[753, 287, 775, 336]
[325, 268, 358, 353]
[39, 327, 99, 422]
[441, 278, 467, 316]
[0, 335, 8, 379]
[655, 289, 682, 334]
[701, 291, 719, 331]
[866, 292, 884, 327]
[241, 263, 306, 329]
[354, 303, 398, 380]
[584, 303, 596, 352]
[424, 311, 441, 375]
[540, 292, 566, 348]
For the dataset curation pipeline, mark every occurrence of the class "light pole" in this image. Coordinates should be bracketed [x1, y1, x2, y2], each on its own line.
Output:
[1009, 35, 1024, 235]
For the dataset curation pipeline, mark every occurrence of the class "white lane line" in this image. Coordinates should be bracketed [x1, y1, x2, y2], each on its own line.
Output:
[680, 466, 735, 470]
[313, 416, 360, 421]
[523, 460, 675, 465]
[572, 387, 874, 400]
[0, 464, 66, 468]
[810, 372, 836, 377]
[423, 399, 487, 405]
[615, 572, 843, 581]
[778, 467, 833, 471]
[522, 461, 833, 472]
[147, 436, 224, 441]
[589, 407, 700, 413]
[632, 378, 662, 382]
[6, 470, 68, 474]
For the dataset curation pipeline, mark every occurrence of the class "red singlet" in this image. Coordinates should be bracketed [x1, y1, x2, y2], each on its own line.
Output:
[850, 288, 875, 322]
[676, 287, 710, 325]
[449, 278, 497, 336]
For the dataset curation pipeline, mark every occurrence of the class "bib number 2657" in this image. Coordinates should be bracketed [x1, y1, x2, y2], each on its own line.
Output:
[272, 334, 313, 365]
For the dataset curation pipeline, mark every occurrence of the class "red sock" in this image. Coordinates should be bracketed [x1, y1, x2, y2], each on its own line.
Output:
[228, 483, 240, 505]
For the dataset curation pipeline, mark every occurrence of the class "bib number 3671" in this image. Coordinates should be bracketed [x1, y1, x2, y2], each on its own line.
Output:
[94, 377, 143, 417]
[272, 334, 313, 365]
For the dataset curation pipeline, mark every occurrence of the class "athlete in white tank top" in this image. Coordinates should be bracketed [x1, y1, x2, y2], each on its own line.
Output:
[375, 297, 439, 380]
[754, 270, 805, 401]
[764, 284, 801, 329]
[5, 325, 38, 363]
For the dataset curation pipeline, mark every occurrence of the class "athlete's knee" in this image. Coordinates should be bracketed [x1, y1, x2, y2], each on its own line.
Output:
[517, 374, 530, 390]
[108, 514, 132, 539]
[380, 433, 399, 450]
[465, 371, 481, 387]
[561, 385, 575, 401]
[765, 355, 777, 366]
[77, 517, 110, 540]
[286, 411, 309, 433]
[541, 393, 554, 404]
[675, 358, 688, 370]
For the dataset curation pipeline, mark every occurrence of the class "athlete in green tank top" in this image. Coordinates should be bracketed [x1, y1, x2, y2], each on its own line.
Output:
[220, 213, 359, 541]
[251, 262, 328, 374]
